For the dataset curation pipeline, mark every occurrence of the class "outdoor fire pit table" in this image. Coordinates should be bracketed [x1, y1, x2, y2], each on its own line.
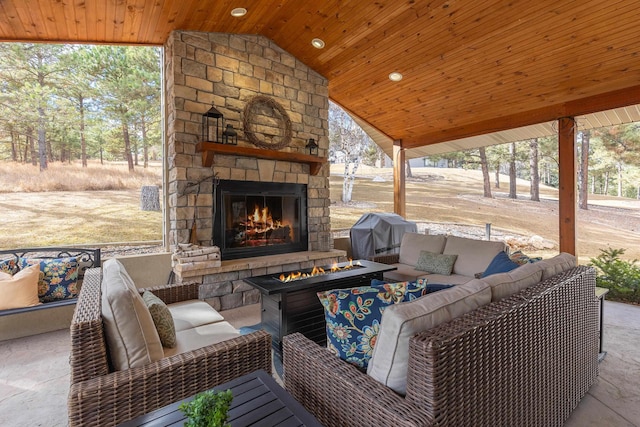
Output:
[245, 259, 396, 355]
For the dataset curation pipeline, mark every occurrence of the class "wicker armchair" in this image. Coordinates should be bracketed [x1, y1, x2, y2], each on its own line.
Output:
[283, 266, 599, 427]
[68, 267, 272, 427]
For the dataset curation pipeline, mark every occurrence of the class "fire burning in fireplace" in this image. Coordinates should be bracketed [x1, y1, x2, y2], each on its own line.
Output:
[234, 204, 292, 247]
[278, 259, 363, 283]
[245, 205, 285, 235]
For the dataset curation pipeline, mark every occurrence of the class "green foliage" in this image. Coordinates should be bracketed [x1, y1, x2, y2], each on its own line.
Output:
[0, 43, 161, 169]
[589, 248, 640, 303]
[179, 389, 233, 427]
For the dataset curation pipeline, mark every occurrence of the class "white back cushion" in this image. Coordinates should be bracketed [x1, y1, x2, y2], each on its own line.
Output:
[537, 252, 577, 280]
[481, 262, 543, 302]
[101, 259, 163, 370]
[367, 279, 491, 395]
[443, 236, 506, 277]
[398, 233, 447, 266]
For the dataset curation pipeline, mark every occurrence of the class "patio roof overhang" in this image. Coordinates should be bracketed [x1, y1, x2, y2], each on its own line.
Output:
[1, 0, 638, 256]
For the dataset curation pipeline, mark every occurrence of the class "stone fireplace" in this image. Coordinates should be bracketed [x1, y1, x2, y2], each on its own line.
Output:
[164, 31, 345, 310]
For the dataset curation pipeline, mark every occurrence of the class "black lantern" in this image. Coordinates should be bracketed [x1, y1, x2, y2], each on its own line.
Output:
[202, 106, 223, 143]
[222, 124, 238, 145]
[306, 138, 318, 156]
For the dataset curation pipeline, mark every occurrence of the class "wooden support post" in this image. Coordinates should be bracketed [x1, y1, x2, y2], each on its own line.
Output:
[558, 117, 577, 255]
[393, 139, 406, 218]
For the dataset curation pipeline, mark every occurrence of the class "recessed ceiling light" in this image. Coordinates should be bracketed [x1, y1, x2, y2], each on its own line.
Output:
[389, 72, 403, 82]
[311, 38, 325, 49]
[231, 8, 247, 17]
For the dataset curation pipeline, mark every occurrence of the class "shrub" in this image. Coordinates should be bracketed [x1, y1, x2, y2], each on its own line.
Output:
[589, 248, 640, 304]
[179, 389, 233, 427]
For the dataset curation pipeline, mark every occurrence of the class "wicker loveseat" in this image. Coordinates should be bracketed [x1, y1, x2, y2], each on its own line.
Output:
[283, 265, 599, 426]
[68, 266, 272, 427]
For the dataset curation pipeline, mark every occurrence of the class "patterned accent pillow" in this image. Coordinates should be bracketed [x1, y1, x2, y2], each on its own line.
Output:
[415, 250, 458, 275]
[142, 291, 177, 348]
[18, 257, 79, 302]
[0, 258, 19, 275]
[317, 280, 427, 369]
[509, 250, 543, 265]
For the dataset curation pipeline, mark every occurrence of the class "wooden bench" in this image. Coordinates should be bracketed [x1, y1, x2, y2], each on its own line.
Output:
[0, 247, 101, 341]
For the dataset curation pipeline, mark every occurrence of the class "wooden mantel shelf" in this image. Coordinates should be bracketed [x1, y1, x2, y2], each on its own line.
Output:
[196, 142, 327, 175]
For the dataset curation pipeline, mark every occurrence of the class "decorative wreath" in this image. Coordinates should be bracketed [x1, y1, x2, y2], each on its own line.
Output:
[242, 95, 292, 150]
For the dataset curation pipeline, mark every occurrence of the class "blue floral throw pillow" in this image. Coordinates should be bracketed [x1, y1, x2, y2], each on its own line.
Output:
[18, 257, 79, 302]
[317, 280, 426, 369]
[0, 258, 19, 275]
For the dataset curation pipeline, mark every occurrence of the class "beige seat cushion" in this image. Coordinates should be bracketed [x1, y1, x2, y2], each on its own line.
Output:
[163, 321, 241, 358]
[101, 259, 163, 370]
[480, 262, 543, 302]
[384, 268, 472, 285]
[537, 253, 577, 280]
[383, 263, 426, 282]
[443, 236, 506, 277]
[398, 233, 447, 266]
[419, 272, 472, 285]
[0, 265, 41, 310]
[367, 279, 491, 395]
[168, 300, 225, 332]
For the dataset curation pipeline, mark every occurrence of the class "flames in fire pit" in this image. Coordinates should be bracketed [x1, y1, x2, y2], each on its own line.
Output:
[278, 259, 363, 283]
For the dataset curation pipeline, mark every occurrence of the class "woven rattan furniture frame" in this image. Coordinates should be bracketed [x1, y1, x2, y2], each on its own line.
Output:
[283, 266, 599, 427]
[68, 267, 272, 427]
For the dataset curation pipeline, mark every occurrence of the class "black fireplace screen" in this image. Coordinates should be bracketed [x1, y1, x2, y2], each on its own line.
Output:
[213, 180, 308, 260]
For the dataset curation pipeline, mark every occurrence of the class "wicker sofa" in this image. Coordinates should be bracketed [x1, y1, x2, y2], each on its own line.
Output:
[371, 233, 507, 284]
[283, 265, 599, 427]
[68, 265, 272, 427]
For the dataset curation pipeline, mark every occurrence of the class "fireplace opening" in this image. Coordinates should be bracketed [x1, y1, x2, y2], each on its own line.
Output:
[213, 180, 308, 260]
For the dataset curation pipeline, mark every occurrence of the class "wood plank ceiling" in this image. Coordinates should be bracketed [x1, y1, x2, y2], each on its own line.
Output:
[1, 0, 639, 157]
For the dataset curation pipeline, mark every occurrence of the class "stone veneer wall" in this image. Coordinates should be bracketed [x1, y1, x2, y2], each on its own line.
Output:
[164, 31, 335, 310]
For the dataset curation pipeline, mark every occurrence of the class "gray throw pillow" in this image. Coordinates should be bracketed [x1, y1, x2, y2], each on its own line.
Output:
[415, 251, 457, 275]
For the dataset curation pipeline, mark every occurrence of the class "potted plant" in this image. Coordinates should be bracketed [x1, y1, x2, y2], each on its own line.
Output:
[179, 389, 233, 427]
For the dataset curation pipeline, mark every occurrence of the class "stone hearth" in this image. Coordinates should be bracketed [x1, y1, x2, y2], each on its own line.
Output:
[174, 250, 346, 311]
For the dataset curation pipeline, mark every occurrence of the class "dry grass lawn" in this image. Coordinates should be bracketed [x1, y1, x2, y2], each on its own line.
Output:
[1, 161, 638, 266]
[330, 165, 640, 264]
[0, 160, 161, 192]
[0, 161, 163, 249]
[0, 190, 162, 248]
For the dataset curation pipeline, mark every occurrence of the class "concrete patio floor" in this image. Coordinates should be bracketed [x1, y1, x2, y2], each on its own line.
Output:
[0, 300, 638, 426]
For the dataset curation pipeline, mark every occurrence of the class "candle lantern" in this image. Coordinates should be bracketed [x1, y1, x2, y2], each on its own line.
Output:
[306, 138, 319, 156]
[222, 124, 238, 145]
[202, 106, 223, 143]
